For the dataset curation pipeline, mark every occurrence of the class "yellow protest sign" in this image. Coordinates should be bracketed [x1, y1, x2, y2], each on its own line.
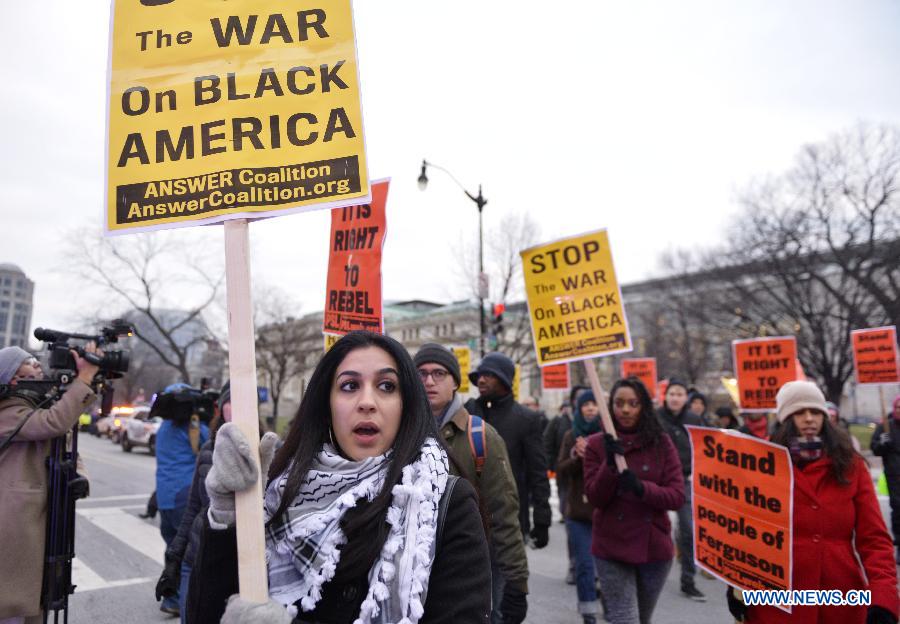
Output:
[451, 346, 471, 394]
[106, 0, 369, 233]
[513, 364, 521, 401]
[521, 230, 631, 366]
[324, 332, 340, 352]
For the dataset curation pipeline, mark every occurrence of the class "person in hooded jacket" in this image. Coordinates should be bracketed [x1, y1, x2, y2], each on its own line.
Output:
[556, 390, 603, 624]
[655, 378, 706, 601]
[714, 407, 740, 430]
[583, 377, 685, 624]
[871, 395, 900, 552]
[728, 381, 898, 624]
[465, 352, 551, 549]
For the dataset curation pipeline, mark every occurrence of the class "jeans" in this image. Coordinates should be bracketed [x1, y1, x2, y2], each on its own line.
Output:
[566, 519, 599, 615]
[490, 557, 505, 624]
[558, 480, 575, 572]
[594, 558, 672, 624]
[675, 479, 695, 586]
[159, 507, 185, 612]
[179, 561, 192, 624]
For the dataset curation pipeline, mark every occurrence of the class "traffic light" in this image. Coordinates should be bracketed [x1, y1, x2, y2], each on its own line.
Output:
[492, 303, 505, 336]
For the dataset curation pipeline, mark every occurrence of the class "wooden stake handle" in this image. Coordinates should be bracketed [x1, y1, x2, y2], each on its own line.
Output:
[582, 360, 628, 472]
[880, 385, 888, 429]
[224, 220, 269, 603]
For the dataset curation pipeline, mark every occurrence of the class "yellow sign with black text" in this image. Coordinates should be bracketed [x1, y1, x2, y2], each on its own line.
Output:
[521, 229, 631, 366]
[451, 346, 471, 394]
[106, 0, 369, 233]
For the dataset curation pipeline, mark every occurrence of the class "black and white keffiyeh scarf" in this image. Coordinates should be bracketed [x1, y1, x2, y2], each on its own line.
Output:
[264, 437, 449, 624]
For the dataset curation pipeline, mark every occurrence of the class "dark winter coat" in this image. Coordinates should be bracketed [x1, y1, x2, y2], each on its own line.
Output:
[465, 394, 552, 534]
[187, 476, 490, 624]
[746, 456, 899, 624]
[656, 406, 705, 476]
[543, 412, 571, 474]
[871, 420, 900, 477]
[583, 430, 684, 564]
[167, 437, 214, 568]
[556, 431, 592, 523]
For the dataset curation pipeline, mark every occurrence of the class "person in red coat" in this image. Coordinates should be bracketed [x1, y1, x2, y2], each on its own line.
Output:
[729, 380, 899, 624]
[583, 377, 685, 624]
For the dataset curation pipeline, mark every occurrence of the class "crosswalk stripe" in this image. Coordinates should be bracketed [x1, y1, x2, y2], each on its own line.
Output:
[76, 507, 165, 566]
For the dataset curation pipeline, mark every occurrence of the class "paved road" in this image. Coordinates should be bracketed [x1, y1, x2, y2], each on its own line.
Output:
[66, 435, 892, 623]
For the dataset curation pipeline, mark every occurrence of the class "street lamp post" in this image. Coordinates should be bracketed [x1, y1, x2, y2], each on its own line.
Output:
[418, 159, 488, 357]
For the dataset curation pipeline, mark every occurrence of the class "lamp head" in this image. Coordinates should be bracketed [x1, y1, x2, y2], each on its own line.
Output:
[417, 160, 428, 191]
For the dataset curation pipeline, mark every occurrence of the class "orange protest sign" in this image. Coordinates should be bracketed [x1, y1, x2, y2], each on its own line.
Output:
[657, 379, 669, 404]
[732, 337, 798, 411]
[621, 358, 657, 399]
[852, 326, 900, 385]
[541, 363, 570, 390]
[688, 426, 793, 598]
[323, 180, 388, 334]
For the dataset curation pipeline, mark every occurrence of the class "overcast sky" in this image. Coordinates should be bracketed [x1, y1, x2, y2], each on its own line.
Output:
[3, 0, 900, 333]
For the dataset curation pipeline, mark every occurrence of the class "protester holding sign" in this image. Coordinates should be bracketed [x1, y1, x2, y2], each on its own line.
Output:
[655, 378, 708, 601]
[871, 395, 900, 552]
[583, 377, 685, 624]
[730, 381, 898, 624]
[187, 332, 491, 624]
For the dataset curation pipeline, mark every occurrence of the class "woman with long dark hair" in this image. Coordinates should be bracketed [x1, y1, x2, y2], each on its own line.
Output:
[728, 381, 898, 624]
[187, 331, 491, 624]
[583, 377, 685, 624]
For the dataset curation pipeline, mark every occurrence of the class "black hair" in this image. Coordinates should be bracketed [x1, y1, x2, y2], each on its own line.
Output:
[771, 415, 858, 484]
[608, 377, 666, 447]
[267, 331, 441, 578]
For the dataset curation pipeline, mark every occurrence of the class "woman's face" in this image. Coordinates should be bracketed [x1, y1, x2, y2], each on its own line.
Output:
[330, 346, 403, 461]
[665, 385, 688, 413]
[612, 386, 642, 429]
[791, 408, 824, 438]
[580, 400, 599, 422]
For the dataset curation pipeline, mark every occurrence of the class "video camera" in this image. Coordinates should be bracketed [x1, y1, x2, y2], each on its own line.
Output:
[150, 384, 219, 425]
[33, 320, 134, 384]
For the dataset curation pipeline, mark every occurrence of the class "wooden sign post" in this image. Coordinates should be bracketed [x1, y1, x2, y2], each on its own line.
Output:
[224, 220, 268, 601]
[583, 360, 628, 472]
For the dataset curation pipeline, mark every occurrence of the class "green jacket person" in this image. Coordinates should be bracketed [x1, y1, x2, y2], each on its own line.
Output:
[414, 343, 529, 624]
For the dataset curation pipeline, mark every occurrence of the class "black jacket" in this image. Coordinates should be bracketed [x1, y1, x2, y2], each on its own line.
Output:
[872, 420, 900, 477]
[656, 406, 705, 476]
[187, 476, 490, 624]
[543, 413, 571, 474]
[167, 437, 214, 568]
[465, 394, 552, 534]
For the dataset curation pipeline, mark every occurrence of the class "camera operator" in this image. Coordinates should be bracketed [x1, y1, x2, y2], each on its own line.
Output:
[0, 343, 100, 623]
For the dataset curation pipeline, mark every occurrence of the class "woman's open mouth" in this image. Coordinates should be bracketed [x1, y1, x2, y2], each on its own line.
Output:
[352, 422, 381, 444]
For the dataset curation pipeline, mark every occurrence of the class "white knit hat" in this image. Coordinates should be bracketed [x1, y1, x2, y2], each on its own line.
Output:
[775, 380, 827, 423]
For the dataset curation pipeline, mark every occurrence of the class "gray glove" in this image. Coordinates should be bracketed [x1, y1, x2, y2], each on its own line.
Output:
[880, 433, 892, 446]
[206, 424, 279, 527]
[220, 595, 294, 624]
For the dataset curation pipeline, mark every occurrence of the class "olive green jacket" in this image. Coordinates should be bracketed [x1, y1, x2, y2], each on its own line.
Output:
[440, 403, 529, 593]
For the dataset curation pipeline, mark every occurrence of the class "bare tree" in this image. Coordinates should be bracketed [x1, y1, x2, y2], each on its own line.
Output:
[64, 229, 224, 385]
[254, 286, 308, 422]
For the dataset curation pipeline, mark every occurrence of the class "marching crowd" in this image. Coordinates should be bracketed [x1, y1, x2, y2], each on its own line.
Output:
[2, 335, 900, 623]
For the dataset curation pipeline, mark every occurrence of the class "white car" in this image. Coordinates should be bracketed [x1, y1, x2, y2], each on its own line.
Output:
[121, 407, 160, 455]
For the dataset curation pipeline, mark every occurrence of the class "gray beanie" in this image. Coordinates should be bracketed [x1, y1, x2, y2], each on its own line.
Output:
[413, 343, 461, 386]
[776, 380, 827, 423]
[0, 346, 34, 385]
